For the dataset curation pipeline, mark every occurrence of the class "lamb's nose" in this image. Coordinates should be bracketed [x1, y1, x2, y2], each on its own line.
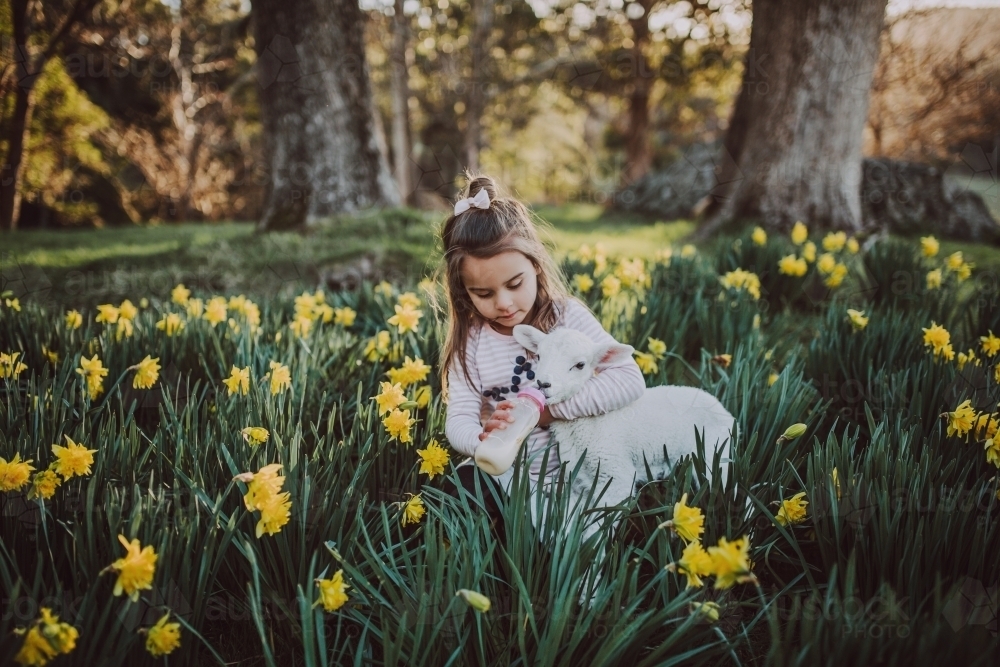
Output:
[537, 381, 551, 389]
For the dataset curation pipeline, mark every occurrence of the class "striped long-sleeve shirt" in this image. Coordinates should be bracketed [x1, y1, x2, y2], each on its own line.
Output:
[444, 297, 646, 480]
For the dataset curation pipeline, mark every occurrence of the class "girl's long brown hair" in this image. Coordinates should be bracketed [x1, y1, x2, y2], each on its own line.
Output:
[433, 171, 572, 402]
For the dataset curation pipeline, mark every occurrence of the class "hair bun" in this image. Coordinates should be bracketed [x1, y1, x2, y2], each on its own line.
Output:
[463, 171, 500, 202]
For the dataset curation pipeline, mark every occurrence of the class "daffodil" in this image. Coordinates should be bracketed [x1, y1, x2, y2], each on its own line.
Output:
[775, 491, 808, 526]
[374, 280, 394, 297]
[96, 304, 120, 324]
[14, 608, 78, 665]
[922, 321, 951, 358]
[846, 237, 859, 253]
[204, 296, 228, 327]
[751, 226, 767, 245]
[397, 292, 421, 309]
[690, 600, 721, 622]
[400, 493, 425, 526]
[64, 310, 83, 330]
[634, 351, 657, 375]
[387, 304, 422, 334]
[76, 355, 108, 400]
[985, 438, 1000, 468]
[27, 469, 61, 500]
[266, 360, 291, 395]
[573, 273, 594, 292]
[680, 244, 697, 258]
[708, 536, 756, 589]
[712, 354, 732, 368]
[647, 337, 667, 359]
[921, 236, 939, 257]
[255, 490, 292, 537]
[414, 384, 433, 408]
[456, 589, 492, 612]
[334, 307, 357, 327]
[315, 570, 350, 612]
[790, 221, 808, 245]
[118, 299, 137, 320]
[659, 493, 705, 543]
[0, 453, 35, 492]
[416, 439, 450, 479]
[821, 231, 846, 252]
[957, 349, 979, 371]
[768, 372, 779, 386]
[945, 251, 964, 271]
[186, 297, 204, 318]
[156, 313, 184, 336]
[242, 427, 270, 447]
[171, 284, 191, 305]
[778, 254, 807, 277]
[846, 308, 868, 331]
[364, 330, 392, 361]
[818, 253, 837, 273]
[600, 274, 621, 298]
[108, 534, 158, 602]
[0, 351, 28, 378]
[223, 365, 250, 396]
[386, 356, 431, 388]
[372, 381, 406, 416]
[130, 356, 160, 389]
[290, 315, 313, 338]
[51, 435, 97, 480]
[666, 539, 714, 589]
[981, 331, 1000, 358]
[802, 241, 817, 263]
[945, 399, 976, 439]
[384, 408, 416, 444]
[926, 269, 942, 290]
[144, 611, 181, 657]
[823, 263, 848, 288]
[719, 268, 762, 299]
[4, 297, 20, 311]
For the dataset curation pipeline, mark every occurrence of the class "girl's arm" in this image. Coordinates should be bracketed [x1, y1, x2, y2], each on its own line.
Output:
[546, 299, 646, 421]
[444, 330, 487, 458]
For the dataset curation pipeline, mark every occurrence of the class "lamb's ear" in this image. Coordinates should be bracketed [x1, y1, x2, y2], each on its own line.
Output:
[592, 342, 635, 371]
[512, 324, 546, 352]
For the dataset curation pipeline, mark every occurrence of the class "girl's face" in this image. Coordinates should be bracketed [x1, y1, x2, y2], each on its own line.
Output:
[460, 251, 540, 334]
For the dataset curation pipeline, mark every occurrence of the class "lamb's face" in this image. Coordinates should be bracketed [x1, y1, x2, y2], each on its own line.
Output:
[512, 324, 635, 404]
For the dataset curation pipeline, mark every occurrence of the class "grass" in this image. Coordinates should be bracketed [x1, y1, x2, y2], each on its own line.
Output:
[1, 219, 999, 665]
[3, 205, 996, 311]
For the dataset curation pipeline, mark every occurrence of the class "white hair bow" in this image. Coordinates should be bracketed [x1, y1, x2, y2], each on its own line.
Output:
[453, 188, 491, 215]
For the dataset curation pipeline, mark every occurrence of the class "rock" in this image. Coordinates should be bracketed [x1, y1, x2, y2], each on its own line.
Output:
[861, 157, 1000, 243]
[611, 142, 721, 221]
[613, 143, 999, 243]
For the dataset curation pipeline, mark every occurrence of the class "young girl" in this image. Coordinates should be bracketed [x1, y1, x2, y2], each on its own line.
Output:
[438, 173, 646, 535]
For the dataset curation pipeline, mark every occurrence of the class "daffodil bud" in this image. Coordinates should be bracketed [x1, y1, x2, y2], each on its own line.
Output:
[456, 589, 491, 612]
[690, 601, 721, 622]
[399, 400, 419, 410]
[777, 423, 807, 443]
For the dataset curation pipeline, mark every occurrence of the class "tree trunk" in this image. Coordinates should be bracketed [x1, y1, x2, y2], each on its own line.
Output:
[694, 0, 889, 240]
[250, 0, 399, 230]
[389, 0, 413, 205]
[0, 84, 34, 230]
[620, 0, 654, 188]
[464, 0, 494, 172]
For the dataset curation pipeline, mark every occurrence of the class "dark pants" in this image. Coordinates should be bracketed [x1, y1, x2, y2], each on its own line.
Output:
[441, 461, 508, 544]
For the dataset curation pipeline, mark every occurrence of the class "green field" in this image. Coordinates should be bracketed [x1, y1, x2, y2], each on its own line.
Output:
[2, 211, 1000, 665]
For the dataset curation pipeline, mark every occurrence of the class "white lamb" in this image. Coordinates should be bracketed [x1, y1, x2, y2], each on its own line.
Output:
[506, 323, 737, 603]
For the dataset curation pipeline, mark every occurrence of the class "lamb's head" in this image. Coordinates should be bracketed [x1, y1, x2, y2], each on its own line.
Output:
[512, 324, 635, 403]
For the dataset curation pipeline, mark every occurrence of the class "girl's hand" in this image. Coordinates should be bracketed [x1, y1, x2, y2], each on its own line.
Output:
[537, 406, 554, 429]
[479, 400, 516, 441]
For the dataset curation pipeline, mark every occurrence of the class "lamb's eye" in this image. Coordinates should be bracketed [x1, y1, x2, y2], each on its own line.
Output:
[573, 362, 585, 370]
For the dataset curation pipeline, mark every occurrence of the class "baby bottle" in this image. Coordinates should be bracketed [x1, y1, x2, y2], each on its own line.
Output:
[474, 387, 547, 476]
